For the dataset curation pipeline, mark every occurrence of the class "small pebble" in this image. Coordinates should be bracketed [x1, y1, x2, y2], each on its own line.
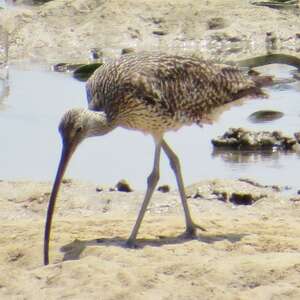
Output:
[115, 179, 133, 192]
[157, 185, 170, 193]
[96, 186, 104, 192]
[212, 191, 227, 202]
[152, 30, 167, 36]
[292, 72, 300, 80]
[290, 196, 300, 202]
[207, 17, 227, 30]
[121, 48, 135, 55]
[248, 110, 284, 123]
[89, 48, 103, 60]
[62, 178, 72, 184]
[294, 132, 300, 143]
[52, 63, 68, 72]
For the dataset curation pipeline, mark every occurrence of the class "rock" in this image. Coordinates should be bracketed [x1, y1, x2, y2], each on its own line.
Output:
[209, 32, 241, 43]
[9, 0, 52, 5]
[239, 178, 282, 192]
[265, 32, 278, 54]
[73, 63, 102, 82]
[52, 63, 84, 73]
[96, 186, 104, 192]
[115, 179, 133, 192]
[189, 179, 268, 205]
[152, 30, 167, 36]
[121, 48, 135, 55]
[212, 191, 227, 201]
[227, 36, 242, 43]
[248, 110, 284, 123]
[89, 48, 103, 61]
[292, 143, 300, 153]
[212, 128, 297, 150]
[151, 17, 164, 25]
[290, 196, 300, 203]
[127, 27, 141, 39]
[294, 132, 300, 143]
[207, 17, 227, 30]
[293, 71, 300, 80]
[52, 63, 68, 72]
[96, 185, 112, 192]
[251, 0, 299, 10]
[229, 193, 256, 205]
[157, 185, 170, 193]
[62, 178, 72, 185]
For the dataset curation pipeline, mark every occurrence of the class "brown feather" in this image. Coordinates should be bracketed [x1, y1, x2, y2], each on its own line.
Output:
[87, 52, 266, 135]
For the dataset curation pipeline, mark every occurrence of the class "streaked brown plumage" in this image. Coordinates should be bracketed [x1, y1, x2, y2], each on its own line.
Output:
[44, 52, 265, 265]
[87, 52, 260, 134]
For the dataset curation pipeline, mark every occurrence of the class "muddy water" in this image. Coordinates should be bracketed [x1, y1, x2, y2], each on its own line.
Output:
[0, 64, 299, 190]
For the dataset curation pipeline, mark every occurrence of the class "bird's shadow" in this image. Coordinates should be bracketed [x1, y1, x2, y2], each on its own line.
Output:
[60, 232, 246, 262]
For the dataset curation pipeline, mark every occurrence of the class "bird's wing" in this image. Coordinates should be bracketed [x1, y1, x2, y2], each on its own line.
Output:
[125, 59, 255, 111]
[123, 58, 262, 126]
[85, 54, 260, 125]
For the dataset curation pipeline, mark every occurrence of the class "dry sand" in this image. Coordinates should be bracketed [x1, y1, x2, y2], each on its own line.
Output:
[1, 0, 300, 299]
[1, 179, 300, 299]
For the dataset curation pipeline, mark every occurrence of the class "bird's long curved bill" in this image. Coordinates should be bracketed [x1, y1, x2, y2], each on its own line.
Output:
[44, 144, 74, 265]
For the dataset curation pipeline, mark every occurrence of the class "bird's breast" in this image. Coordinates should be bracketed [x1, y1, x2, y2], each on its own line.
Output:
[115, 101, 184, 135]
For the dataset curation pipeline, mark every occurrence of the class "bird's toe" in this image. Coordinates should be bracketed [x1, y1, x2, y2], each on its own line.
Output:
[182, 223, 207, 239]
[125, 239, 139, 249]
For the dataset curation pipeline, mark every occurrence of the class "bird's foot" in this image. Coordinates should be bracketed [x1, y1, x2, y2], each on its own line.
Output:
[193, 222, 207, 232]
[182, 223, 206, 239]
[125, 238, 139, 249]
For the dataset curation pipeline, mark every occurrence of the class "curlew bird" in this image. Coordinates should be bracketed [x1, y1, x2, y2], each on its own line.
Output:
[44, 52, 268, 265]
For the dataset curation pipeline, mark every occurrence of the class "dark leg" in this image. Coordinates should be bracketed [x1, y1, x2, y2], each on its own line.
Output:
[161, 139, 205, 236]
[126, 140, 162, 247]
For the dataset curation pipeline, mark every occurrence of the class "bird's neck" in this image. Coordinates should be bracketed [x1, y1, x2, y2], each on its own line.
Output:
[86, 110, 116, 137]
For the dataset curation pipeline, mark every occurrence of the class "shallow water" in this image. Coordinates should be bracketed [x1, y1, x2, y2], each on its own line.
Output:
[0, 64, 299, 191]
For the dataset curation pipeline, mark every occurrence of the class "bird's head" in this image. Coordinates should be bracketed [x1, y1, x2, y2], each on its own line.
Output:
[59, 107, 114, 154]
[44, 107, 114, 265]
[59, 108, 90, 154]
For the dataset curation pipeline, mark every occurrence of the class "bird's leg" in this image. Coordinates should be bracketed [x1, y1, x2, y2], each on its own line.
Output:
[126, 140, 162, 247]
[161, 139, 206, 237]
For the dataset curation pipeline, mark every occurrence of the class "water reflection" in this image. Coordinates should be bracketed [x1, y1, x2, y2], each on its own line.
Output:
[212, 147, 285, 164]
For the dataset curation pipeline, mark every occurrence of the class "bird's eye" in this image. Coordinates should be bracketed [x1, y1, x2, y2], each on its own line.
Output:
[76, 127, 83, 134]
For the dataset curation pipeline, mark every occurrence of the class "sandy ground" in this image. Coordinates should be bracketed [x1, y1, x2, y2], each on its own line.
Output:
[1, 179, 300, 299]
[1, 0, 300, 299]
[1, 0, 300, 63]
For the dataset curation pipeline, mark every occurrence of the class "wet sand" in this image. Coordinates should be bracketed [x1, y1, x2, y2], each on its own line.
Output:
[1, 0, 300, 63]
